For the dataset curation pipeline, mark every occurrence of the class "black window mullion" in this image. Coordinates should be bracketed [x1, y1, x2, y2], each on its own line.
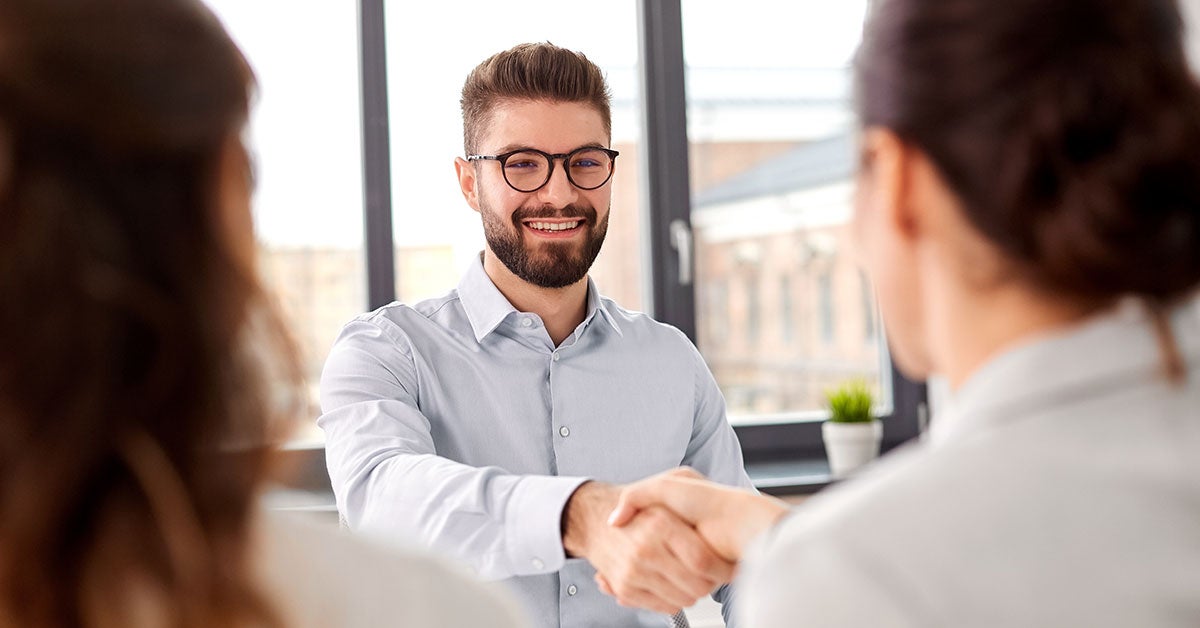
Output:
[358, 0, 395, 310]
[637, 0, 695, 341]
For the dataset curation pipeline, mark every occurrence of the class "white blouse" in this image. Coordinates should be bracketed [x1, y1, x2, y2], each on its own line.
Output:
[254, 511, 527, 628]
[741, 299, 1200, 627]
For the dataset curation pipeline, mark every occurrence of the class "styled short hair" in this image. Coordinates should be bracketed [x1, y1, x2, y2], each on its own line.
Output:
[460, 42, 612, 154]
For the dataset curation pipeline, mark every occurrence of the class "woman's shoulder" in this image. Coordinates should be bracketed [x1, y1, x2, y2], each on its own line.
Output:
[252, 511, 527, 628]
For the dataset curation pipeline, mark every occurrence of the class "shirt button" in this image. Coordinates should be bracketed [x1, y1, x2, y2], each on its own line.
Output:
[567, 584, 578, 596]
[531, 558, 544, 570]
[559, 426, 570, 437]
[552, 352, 560, 362]
[521, 317, 533, 328]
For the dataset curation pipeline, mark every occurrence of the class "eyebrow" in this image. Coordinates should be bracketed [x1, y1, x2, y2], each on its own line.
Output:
[490, 142, 608, 155]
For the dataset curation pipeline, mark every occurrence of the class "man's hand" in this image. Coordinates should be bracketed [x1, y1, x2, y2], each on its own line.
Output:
[606, 468, 790, 563]
[562, 481, 735, 615]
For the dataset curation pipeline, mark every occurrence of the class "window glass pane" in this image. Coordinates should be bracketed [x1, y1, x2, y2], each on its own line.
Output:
[204, 2, 365, 442]
[683, 0, 890, 423]
[384, 2, 646, 310]
[1187, 0, 1200, 72]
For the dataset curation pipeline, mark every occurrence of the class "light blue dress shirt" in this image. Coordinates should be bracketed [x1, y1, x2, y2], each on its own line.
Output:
[319, 257, 751, 628]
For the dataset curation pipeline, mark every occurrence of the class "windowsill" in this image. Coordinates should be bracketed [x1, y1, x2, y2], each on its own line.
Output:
[266, 448, 833, 514]
[745, 457, 833, 495]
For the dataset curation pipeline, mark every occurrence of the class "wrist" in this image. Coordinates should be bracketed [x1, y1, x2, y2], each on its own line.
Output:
[736, 494, 790, 553]
[561, 480, 618, 557]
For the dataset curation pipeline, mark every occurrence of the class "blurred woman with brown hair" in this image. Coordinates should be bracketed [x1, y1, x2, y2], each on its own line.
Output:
[607, 0, 1200, 625]
[0, 0, 524, 626]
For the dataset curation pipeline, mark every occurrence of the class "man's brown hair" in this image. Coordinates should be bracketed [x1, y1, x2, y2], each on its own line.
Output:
[460, 42, 613, 154]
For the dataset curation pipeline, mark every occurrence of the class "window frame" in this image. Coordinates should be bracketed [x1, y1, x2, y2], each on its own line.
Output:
[634, 0, 925, 466]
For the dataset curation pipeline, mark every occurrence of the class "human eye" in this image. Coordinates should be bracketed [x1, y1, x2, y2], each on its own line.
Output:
[570, 149, 608, 169]
[504, 151, 546, 170]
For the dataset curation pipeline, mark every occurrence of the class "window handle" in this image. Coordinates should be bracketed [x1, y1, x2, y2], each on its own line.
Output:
[669, 219, 693, 286]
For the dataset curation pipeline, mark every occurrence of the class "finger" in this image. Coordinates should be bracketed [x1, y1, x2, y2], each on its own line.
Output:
[612, 475, 725, 529]
[607, 499, 639, 528]
[595, 573, 614, 597]
[632, 509, 725, 601]
[624, 561, 706, 611]
[608, 479, 672, 527]
[607, 582, 684, 616]
[667, 466, 707, 480]
[665, 522, 737, 584]
[609, 469, 696, 527]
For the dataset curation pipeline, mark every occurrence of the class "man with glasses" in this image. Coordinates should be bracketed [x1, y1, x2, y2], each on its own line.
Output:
[319, 42, 750, 628]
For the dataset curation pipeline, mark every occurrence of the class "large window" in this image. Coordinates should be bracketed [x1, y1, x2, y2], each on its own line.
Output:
[204, 0, 926, 465]
[204, 2, 365, 443]
[682, 0, 888, 423]
[382, 1, 647, 310]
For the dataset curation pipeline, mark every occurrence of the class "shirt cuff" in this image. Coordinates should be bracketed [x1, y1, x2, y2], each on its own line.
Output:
[504, 475, 590, 576]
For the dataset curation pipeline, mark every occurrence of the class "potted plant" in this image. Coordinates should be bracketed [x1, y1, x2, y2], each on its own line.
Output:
[821, 380, 882, 479]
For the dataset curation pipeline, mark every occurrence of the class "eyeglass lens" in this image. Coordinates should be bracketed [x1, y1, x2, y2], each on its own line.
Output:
[503, 149, 614, 192]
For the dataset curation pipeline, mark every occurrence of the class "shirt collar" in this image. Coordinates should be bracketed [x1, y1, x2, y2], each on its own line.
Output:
[929, 298, 1200, 448]
[457, 254, 624, 342]
[585, 277, 624, 337]
[458, 256, 519, 342]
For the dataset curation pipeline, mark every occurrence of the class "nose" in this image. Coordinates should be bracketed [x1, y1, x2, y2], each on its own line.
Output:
[536, 158, 579, 207]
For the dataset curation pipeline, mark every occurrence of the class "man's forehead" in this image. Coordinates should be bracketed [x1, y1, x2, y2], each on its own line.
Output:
[479, 99, 609, 152]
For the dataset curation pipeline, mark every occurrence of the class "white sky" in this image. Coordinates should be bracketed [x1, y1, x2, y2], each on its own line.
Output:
[200, 0, 869, 250]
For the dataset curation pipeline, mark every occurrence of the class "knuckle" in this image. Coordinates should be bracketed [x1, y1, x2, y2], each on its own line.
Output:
[686, 582, 710, 600]
[688, 547, 715, 573]
[643, 507, 671, 524]
[612, 565, 635, 586]
[631, 544, 656, 563]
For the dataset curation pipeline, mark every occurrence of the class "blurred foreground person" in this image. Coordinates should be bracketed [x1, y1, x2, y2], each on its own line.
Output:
[609, 0, 1200, 625]
[0, 1, 525, 626]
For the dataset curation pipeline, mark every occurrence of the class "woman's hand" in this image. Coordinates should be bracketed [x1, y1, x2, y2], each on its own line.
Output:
[606, 468, 791, 563]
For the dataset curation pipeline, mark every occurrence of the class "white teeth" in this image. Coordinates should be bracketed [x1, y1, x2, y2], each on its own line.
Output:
[528, 221, 581, 232]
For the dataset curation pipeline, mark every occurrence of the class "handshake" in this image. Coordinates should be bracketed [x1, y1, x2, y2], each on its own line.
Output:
[562, 468, 790, 615]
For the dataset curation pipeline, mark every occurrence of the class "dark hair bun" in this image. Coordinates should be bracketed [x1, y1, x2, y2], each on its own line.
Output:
[857, 0, 1200, 302]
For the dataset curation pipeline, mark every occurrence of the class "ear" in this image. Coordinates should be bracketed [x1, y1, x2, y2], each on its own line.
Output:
[859, 127, 921, 242]
[454, 157, 481, 213]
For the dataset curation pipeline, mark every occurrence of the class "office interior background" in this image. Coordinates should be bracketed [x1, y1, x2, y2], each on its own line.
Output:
[202, 0, 1200, 483]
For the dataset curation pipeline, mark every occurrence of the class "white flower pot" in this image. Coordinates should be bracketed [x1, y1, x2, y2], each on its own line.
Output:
[822, 419, 883, 479]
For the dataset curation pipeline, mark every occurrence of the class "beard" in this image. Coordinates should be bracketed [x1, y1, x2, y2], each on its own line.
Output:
[480, 198, 609, 289]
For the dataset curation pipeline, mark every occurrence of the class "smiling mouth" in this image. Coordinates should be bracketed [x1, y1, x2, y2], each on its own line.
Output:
[523, 219, 584, 233]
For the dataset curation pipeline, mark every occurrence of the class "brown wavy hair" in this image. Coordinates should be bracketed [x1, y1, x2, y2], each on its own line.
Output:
[460, 42, 613, 154]
[0, 0, 301, 626]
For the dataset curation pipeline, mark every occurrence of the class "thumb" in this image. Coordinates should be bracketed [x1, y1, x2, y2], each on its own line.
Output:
[608, 468, 706, 527]
[668, 466, 706, 480]
[606, 490, 641, 527]
[607, 480, 663, 527]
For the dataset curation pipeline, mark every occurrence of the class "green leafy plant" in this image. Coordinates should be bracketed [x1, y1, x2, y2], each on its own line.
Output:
[825, 380, 875, 423]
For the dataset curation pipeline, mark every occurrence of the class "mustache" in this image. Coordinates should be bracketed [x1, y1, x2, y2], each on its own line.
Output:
[511, 204, 596, 223]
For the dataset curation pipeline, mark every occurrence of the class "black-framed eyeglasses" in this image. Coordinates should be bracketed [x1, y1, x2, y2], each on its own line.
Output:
[466, 146, 620, 193]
